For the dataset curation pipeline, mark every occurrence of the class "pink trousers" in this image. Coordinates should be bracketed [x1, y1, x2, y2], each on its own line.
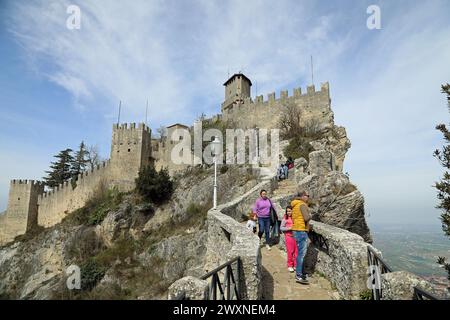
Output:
[285, 234, 298, 267]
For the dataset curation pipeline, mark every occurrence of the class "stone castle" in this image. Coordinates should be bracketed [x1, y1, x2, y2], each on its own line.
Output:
[0, 73, 335, 245]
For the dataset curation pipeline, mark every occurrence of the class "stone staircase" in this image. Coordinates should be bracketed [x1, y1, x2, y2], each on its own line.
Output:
[272, 176, 298, 197]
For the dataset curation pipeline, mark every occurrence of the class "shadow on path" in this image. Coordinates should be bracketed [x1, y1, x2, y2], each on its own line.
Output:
[261, 265, 274, 300]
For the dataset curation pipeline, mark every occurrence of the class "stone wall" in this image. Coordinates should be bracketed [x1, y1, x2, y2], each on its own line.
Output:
[109, 123, 152, 191]
[0, 180, 44, 244]
[168, 171, 278, 300]
[37, 161, 110, 228]
[0, 123, 153, 244]
[222, 83, 332, 130]
[304, 220, 374, 300]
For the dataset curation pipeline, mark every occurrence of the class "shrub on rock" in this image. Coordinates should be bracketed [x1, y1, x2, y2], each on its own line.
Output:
[135, 166, 173, 204]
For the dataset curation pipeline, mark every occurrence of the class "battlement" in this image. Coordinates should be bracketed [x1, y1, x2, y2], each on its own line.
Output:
[10, 179, 44, 187]
[38, 160, 111, 201]
[250, 82, 330, 106]
[113, 122, 150, 133]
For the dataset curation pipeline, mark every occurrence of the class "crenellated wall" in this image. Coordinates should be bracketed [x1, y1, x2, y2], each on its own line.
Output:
[0, 123, 153, 244]
[222, 83, 332, 130]
[0, 180, 44, 244]
[37, 160, 111, 227]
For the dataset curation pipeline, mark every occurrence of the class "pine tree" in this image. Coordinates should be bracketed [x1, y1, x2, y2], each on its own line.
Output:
[71, 141, 88, 179]
[433, 83, 450, 282]
[43, 149, 74, 189]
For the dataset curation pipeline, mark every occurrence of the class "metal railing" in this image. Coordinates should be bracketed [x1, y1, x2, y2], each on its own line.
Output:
[200, 256, 242, 300]
[367, 246, 441, 300]
[308, 230, 329, 253]
[413, 287, 442, 300]
[367, 246, 394, 300]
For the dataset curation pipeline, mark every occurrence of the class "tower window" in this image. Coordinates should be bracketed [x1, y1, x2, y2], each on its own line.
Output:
[128, 149, 131, 152]
[18, 197, 20, 201]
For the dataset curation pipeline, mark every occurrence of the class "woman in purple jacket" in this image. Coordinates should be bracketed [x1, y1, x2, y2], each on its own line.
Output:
[252, 189, 273, 250]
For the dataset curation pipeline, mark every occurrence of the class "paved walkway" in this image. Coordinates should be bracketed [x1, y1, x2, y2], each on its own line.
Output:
[261, 245, 340, 300]
[259, 173, 340, 300]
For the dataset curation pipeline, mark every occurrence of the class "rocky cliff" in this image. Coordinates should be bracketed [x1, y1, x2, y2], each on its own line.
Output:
[0, 166, 258, 299]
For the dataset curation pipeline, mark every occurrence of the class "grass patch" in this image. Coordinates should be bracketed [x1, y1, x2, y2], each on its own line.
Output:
[283, 135, 315, 162]
[62, 184, 123, 227]
[359, 289, 373, 300]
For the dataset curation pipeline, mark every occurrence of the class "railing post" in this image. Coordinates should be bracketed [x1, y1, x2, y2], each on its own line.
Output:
[236, 258, 242, 300]
[226, 265, 231, 300]
[211, 273, 217, 300]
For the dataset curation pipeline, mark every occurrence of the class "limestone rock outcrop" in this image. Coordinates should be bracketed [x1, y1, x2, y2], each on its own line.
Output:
[0, 166, 260, 299]
[296, 168, 372, 243]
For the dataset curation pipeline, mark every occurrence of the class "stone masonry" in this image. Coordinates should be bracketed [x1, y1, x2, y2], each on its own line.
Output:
[0, 73, 342, 246]
[0, 123, 152, 244]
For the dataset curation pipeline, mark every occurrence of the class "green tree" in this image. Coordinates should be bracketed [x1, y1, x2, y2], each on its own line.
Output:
[135, 166, 173, 204]
[43, 149, 74, 188]
[433, 83, 450, 281]
[71, 141, 89, 179]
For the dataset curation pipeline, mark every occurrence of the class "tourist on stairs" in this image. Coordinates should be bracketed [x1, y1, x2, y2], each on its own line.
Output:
[252, 189, 274, 250]
[291, 191, 311, 285]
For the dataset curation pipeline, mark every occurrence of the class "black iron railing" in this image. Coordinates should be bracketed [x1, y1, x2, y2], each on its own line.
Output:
[367, 246, 442, 300]
[367, 246, 393, 300]
[309, 230, 329, 253]
[413, 287, 441, 300]
[200, 256, 242, 300]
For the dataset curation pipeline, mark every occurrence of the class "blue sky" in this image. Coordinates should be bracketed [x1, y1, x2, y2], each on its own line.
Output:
[0, 0, 449, 228]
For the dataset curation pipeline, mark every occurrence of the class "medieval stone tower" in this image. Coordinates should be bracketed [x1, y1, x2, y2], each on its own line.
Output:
[221, 73, 252, 113]
[0, 180, 44, 242]
[0, 123, 152, 244]
[109, 123, 152, 191]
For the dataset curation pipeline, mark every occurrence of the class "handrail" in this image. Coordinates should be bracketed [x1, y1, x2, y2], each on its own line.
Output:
[367, 246, 393, 274]
[200, 256, 241, 280]
[200, 256, 242, 300]
[367, 246, 394, 300]
[367, 246, 443, 300]
[413, 287, 441, 300]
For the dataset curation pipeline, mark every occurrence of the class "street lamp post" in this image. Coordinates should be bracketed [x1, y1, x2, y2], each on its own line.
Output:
[255, 127, 259, 166]
[212, 137, 221, 209]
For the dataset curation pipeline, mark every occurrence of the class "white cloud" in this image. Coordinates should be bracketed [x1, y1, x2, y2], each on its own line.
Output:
[4, 0, 450, 226]
[8, 0, 345, 125]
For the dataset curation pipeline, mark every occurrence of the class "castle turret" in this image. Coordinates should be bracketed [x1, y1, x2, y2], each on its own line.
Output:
[1, 179, 44, 243]
[221, 73, 252, 113]
[109, 123, 152, 191]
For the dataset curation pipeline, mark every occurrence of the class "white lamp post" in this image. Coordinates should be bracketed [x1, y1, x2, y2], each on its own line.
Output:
[212, 136, 221, 209]
[255, 126, 259, 166]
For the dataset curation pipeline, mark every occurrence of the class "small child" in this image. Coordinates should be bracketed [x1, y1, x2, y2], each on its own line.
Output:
[280, 206, 298, 272]
[246, 212, 257, 234]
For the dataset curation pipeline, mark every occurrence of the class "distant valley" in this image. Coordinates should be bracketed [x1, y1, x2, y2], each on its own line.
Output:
[371, 223, 449, 289]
